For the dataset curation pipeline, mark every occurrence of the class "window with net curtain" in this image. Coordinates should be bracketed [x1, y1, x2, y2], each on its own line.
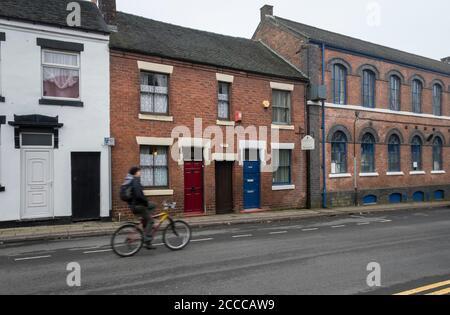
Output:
[331, 131, 347, 174]
[433, 137, 443, 171]
[388, 134, 401, 172]
[412, 80, 423, 113]
[432, 84, 442, 116]
[272, 90, 291, 124]
[218, 82, 230, 120]
[272, 149, 291, 185]
[140, 72, 169, 114]
[332, 64, 346, 105]
[42, 50, 80, 99]
[411, 136, 422, 170]
[140, 146, 168, 187]
[361, 133, 376, 173]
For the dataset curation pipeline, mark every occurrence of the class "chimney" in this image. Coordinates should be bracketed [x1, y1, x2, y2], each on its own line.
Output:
[260, 5, 274, 22]
[94, 0, 117, 27]
[441, 56, 450, 64]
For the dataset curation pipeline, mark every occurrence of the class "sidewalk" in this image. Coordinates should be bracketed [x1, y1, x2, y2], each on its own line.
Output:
[1, 201, 449, 244]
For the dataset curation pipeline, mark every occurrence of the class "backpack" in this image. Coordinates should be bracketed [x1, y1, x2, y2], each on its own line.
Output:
[119, 177, 134, 203]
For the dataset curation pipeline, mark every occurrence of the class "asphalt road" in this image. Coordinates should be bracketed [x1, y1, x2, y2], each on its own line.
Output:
[0, 207, 449, 295]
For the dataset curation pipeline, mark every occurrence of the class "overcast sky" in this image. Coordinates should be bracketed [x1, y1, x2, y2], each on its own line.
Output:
[115, 0, 450, 61]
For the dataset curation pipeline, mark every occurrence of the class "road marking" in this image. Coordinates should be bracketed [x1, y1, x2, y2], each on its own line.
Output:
[302, 228, 318, 232]
[69, 246, 104, 251]
[394, 280, 450, 295]
[232, 234, 252, 238]
[14, 255, 51, 262]
[331, 225, 346, 228]
[270, 231, 288, 235]
[191, 238, 214, 242]
[426, 287, 450, 295]
[83, 249, 113, 254]
[357, 222, 370, 226]
[378, 220, 392, 223]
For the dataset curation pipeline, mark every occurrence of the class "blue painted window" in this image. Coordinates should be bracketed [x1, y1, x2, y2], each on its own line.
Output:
[388, 134, 401, 172]
[389, 193, 402, 203]
[433, 137, 443, 171]
[432, 84, 442, 116]
[434, 190, 444, 201]
[331, 131, 347, 174]
[389, 75, 401, 111]
[411, 136, 422, 171]
[361, 133, 375, 173]
[362, 70, 376, 108]
[412, 80, 423, 113]
[272, 149, 292, 185]
[413, 191, 425, 202]
[332, 64, 347, 105]
[363, 195, 377, 205]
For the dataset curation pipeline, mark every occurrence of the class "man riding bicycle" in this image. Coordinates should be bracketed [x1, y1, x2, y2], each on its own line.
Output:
[122, 166, 157, 250]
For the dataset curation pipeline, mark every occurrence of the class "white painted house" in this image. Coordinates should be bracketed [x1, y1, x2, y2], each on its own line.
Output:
[0, 0, 111, 223]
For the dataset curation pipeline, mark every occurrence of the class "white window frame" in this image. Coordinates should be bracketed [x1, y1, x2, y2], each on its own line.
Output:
[41, 49, 81, 101]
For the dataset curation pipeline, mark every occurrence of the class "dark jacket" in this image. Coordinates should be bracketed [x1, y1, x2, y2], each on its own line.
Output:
[130, 176, 148, 207]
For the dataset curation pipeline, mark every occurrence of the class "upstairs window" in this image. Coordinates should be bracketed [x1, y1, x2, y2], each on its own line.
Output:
[362, 70, 376, 108]
[272, 90, 291, 124]
[331, 131, 348, 174]
[42, 50, 80, 99]
[388, 134, 401, 172]
[412, 80, 422, 113]
[218, 82, 231, 120]
[361, 133, 376, 173]
[332, 64, 347, 105]
[432, 84, 442, 116]
[389, 75, 401, 111]
[411, 136, 422, 171]
[140, 146, 169, 188]
[433, 137, 443, 171]
[140, 72, 169, 114]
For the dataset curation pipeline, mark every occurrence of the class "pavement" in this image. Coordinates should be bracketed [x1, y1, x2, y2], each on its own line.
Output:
[0, 206, 449, 295]
[0, 201, 449, 244]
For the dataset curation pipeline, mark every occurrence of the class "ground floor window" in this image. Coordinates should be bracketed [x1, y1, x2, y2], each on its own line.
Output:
[272, 149, 291, 185]
[140, 146, 169, 188]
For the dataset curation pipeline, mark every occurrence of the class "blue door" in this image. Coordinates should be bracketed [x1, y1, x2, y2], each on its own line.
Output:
[243, 161, 260, 209]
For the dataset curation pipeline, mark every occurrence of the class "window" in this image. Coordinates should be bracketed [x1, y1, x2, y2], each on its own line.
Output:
[140, 146, 169, 187]
[433, 137, 443, 171]
[331, 131, 347, 174]
[272, 90, 291, 124]
[389, 75, 401, 111]
[244, 149, 260, 161]
[21, 133, 53, 147]
[332, 64, 346, 105]
[140, 72, 169, 114]
[361, 133, 375, 173]
[272, 149, 291, 185]
[362, 70, 376, 108]
[432, 84, 442, 116]
[42, 50, 80, 99]
[218, 82, 231, 120]
[388, 134, 401, 172]
[412, 80, 422, 113]
[411, 136, 422, 171]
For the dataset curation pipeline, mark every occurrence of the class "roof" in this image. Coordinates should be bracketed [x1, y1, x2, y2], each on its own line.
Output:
[0, 0, 110, 34]
[271, 16, 450, 76]
[110, 12, 307, 81]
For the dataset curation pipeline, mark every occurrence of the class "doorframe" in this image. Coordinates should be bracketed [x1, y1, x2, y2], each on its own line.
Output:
[20, 145, 55, 220]
[239, 140, 265, 210]
[215, 160, 234, 214]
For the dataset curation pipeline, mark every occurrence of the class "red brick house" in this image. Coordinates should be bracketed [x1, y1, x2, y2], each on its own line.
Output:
[254, 5, 450, 207]
[99, 1, 310, 218]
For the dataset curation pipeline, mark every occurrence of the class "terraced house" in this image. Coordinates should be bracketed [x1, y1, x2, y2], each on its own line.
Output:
[96, 1, 311, 219]
[254, 5, 450, 207]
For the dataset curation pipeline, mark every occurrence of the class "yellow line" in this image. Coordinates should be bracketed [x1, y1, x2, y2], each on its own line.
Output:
[426, 287, 450, 296]
[394, 280, 450, 295]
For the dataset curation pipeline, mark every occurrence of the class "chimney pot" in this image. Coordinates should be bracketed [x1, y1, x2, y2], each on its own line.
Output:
[260, 5, 274, 22]
[97, 0, 117, 26]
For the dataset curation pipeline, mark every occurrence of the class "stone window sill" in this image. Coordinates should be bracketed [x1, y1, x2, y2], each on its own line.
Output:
[359, 172, 379, 177]
[329, 173, 352, 178]
[144, 189, 174, 196]
[386, 172, 405, 176]
[271, 124, 295, 130]
[409, 171, 426, 175]
[216, 120, 235, 126]
[272, 184, 295, 191]
[139, 113, 174, 122]
[431, 170, 446, 174]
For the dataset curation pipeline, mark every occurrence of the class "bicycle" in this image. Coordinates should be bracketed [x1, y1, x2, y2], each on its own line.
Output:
[111, 202, 191, 257]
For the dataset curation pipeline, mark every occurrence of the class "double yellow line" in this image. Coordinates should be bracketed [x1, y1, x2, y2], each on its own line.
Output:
[394, 279, 450, 295]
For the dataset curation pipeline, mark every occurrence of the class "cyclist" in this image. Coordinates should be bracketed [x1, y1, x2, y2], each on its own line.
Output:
[124, 166, 157, 250]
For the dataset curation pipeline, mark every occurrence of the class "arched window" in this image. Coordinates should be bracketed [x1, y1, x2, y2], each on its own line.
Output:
[361, 133, 375, 173]
[388, 134, 401, 172]
[433, 137, 443, 171]
[332, 64, 347, 105]
[362, 70, 376, 108]
[411, 136, 423, 171]
[432, 84, 442, 116]
[331, 131, 347, 174]
[389, 75, 401, 111]
[412, 80, 423, 113]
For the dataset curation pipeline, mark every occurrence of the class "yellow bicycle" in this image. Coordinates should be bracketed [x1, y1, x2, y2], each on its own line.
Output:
[111, 202, 191, 257]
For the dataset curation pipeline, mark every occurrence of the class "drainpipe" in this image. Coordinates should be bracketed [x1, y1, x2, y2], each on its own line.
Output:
[321, 43, 327, 208]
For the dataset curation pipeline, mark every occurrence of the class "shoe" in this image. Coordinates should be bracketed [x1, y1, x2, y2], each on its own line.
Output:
[144, 241, 157, 250]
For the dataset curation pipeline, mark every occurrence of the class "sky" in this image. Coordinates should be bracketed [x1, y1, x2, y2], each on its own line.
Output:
[114, 0, 450, 62]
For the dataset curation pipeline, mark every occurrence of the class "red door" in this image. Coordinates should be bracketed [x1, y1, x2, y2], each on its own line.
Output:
[184, 161, 203, 214]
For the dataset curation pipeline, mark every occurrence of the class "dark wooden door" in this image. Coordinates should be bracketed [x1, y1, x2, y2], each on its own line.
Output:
[184, 161, 203, 214]
[71, 152, 101, 221]
[215, 162, 233, 214]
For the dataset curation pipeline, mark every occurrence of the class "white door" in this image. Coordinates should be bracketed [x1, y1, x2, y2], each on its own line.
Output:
[21, 149, 53, 219]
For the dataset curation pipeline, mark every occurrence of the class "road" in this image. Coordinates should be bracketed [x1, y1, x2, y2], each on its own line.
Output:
[0, 207, 449, 295]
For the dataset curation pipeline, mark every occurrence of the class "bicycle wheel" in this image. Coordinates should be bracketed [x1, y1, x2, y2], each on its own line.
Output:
[163, 220, 192, 251]
[111, 223, 144, 257]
